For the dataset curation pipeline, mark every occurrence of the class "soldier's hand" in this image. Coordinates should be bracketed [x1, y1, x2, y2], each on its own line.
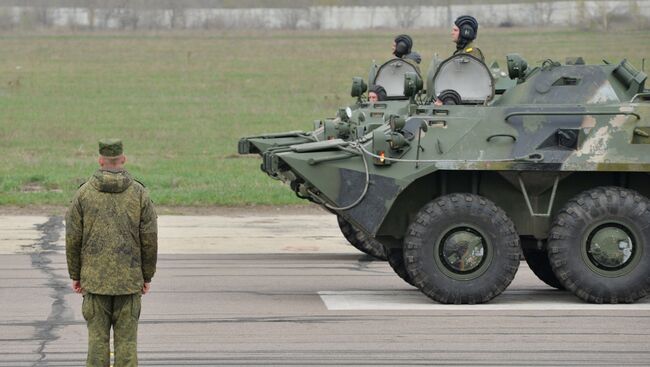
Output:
[72, 280, 82, 294]
[142, 282, 151, 295]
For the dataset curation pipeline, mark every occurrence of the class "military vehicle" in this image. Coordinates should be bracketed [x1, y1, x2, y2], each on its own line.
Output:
[239, 56, 517, 263]
[255, 53, 650, 304]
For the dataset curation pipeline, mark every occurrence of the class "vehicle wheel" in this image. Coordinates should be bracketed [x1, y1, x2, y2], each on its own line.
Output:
[548, 187, 650, 303]
[337, 215, 387, 261]
[521, 239, 565, 290]
[386, 248, 417, 287]
[404, 193, 520, 304]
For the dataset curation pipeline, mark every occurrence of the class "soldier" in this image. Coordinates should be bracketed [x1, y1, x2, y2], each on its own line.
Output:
[451, 15, 484, 62]
[66, 139, 158, 367]
[368, 85, 387, 102]
[392, 34, 422, 66]
[434, 15, 485, 106]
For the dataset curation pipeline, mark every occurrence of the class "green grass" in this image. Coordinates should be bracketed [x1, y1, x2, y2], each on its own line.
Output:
[1, 28, 649, 206]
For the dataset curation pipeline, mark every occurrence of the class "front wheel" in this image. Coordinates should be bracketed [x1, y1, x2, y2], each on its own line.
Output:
[337, 215, 387, 261]
[548, 187, 650, 303]
[404, 193, 521, 304]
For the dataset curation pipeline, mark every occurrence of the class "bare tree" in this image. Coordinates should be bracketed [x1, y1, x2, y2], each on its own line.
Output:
[164, 0, 187, 29]
[0, 7, 15, 30]
[280, 8, 306, 30]
[597, 2, 612, 31]
[34, 3, 50, 28]
[527, 2, 555, 26]
[395, 5, 421, 29]
[308, 7, 324, 30]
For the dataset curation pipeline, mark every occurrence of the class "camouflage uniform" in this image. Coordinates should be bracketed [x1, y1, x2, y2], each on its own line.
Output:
[66, 139, 157, 367]
[453, 41, 485, 62]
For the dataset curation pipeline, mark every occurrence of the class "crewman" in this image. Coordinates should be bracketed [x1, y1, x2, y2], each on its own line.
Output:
[368, 85, 387, 102]
[434, 15, 485, 106]
[392, 34, 422, 66]
[66, 139, 158, 366]
[451, 15, 484, 62]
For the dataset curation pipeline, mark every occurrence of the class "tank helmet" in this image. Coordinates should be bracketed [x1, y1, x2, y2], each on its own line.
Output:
[393, 34, 413, 58]
[369, 85, 387, 101]
[454, 15, 479, 43]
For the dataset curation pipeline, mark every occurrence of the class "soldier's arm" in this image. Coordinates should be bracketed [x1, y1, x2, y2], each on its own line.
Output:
[65, 195, 83, 280]
[140, 190, 158, 283]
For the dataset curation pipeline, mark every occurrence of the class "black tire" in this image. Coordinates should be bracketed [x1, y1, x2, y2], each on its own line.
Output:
[386, 248, 417, 287]
[404, 193, 521, 304]
[548, 187, 650, 303]
[521, 239, 565, 290]
[337, 215, 387, 261]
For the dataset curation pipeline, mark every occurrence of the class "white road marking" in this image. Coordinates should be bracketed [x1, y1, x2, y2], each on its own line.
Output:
[319, 290, 650, 310]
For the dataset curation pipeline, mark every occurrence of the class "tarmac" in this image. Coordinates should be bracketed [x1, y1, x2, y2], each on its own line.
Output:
[1, 213, 649, 366]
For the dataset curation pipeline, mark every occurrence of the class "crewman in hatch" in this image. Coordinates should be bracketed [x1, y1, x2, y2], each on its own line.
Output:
[392, 34, 422, 67]
[451, 15, 484, 62]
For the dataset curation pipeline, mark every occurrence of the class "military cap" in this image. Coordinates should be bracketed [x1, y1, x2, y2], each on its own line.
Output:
[98, 139, 123, 157]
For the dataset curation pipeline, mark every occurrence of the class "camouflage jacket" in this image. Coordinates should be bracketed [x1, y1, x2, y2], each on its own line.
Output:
[453, 41, 485, 62]
[66, 169, 158, 295]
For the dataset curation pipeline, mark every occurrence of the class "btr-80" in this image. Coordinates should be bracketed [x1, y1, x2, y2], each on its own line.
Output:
[255, 53, 650, 304]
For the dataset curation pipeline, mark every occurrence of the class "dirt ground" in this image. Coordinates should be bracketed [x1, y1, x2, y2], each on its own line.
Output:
[0, 204, 328, 216]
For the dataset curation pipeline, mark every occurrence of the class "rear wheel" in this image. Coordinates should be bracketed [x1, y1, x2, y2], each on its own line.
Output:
[548, 187, 650, 303]
[404, 193, 520, 304]
[521, 238, 564, 290]
[337, 215, 387, 261]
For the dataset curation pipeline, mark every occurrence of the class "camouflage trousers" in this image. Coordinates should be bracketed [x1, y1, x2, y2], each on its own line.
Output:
[82, 293, 141, 367]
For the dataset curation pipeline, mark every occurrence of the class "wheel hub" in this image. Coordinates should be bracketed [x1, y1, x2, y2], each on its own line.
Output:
[586, 223, 635, 271]
[439, 227, 487, 274]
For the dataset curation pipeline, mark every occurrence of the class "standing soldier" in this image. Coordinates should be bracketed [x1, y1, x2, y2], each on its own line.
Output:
[434, 15, 485, 106]
[451, 15, 484, 62]
[66, 139, 158, 366]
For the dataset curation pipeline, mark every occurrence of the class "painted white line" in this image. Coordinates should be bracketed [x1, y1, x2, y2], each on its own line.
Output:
[318, 290, 650, 311]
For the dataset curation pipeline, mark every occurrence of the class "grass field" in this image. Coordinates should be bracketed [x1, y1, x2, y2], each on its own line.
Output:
[1, 28, 649, 206]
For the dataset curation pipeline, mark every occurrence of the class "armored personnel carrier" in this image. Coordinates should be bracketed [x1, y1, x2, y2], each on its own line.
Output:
[256, 53, 650, 304]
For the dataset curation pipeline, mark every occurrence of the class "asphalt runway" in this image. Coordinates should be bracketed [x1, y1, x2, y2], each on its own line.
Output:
[1, 214, 649, 366]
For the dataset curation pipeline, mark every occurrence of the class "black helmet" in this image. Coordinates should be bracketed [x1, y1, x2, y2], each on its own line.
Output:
[393, 34, 413, 58]
[369, 85, 387, 101]
[454, 15, 478, 48]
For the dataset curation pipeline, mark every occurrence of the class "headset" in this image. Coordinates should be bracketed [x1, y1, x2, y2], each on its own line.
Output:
[460, 24, 475, 40]
[395, 41, 410, 57]
[456, 15, 478, 42]
[393, 34, 412, 57]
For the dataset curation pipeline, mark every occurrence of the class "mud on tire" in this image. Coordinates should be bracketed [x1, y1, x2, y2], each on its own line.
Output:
[548, 187, 650, 303]
[404, 193, 521, 304]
